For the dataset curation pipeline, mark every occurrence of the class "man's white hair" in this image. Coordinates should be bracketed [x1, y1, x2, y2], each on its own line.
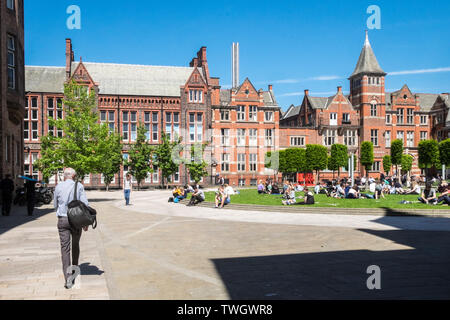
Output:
[64, 167, 76, 179]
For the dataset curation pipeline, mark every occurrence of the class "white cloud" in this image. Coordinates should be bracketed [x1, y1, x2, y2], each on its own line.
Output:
[388, 67, 450, 76]
[308, 75, 342, 81]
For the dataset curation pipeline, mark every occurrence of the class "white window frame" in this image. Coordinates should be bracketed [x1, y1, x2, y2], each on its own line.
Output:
[407, 131, 414, 147]
[237, 128, 246, 146]
[249, 129, 257, 146]
[237, 105, 245, 121]
[265, 129, 273, 146]
[371, 129, 378, 146]
[249, 106, 257, 121]
[237, 153, 246, 172]
[221, 153, 230, 172]
[264, 111, 273, 122]
[385, 130, 391, 148]
[7, 35, 15, 90]
[290, 136, 305, 147]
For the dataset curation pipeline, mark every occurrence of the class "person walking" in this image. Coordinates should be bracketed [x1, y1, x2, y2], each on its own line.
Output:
[123, 173, 133, 205]
[0, 174, 14, 216]
[54, 168, 90, 289]
[24, 175, 38, 216]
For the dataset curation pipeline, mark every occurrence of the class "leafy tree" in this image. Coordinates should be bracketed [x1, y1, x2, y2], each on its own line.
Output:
[390, 139, 404, 175]
[126, 124, 153, 190]
[360, 141, 374, 178]
[418, 139, 440, 180]
[306, 144, 328, 183]
[35, 81, 109, 182]
[328, 144, 348, 179]
[154, 132, 181, 188]
[284, 148, 306, 174]
[382, 155, 392, 176]
[265, 150, 281, 182]
[185, 143, 209, 184]
[401, 154, 413, 175]
[97, 125, 123, 191]
[439, 139, 450, 167]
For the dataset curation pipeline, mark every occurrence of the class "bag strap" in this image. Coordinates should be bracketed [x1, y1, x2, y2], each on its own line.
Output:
[73, 180, 78, 201]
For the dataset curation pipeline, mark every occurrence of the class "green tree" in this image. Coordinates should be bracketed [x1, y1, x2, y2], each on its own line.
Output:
[382, 155, 392, 176]
[154, 132, 181, 188]
[401, 154, 413, 175]
[439, 139, 450, 177]
[360, 141, 374, 178]
[126, 124, 153, 190]
[306, 144, 328, 183]
[185, 143, 209, 184]
[98, 126, 123, 191]
[418, 139, 440, 180]
[390, 139, 404, 175]
[35, 81, 109, 181]
[329, 144, 348, 179]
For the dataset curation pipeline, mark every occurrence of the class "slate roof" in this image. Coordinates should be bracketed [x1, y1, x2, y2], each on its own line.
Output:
[282, 104, 301, 119]
[415, 93, 440, 111]
[350, 31, 386, 78]
[219, 88, 279, 108]
[307, 96, 334, 109]
[25, 66, 66, 93]
[72, 62, 199, 96]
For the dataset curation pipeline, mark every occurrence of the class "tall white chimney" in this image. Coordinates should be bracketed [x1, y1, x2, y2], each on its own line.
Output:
[231, 42, 239, 88]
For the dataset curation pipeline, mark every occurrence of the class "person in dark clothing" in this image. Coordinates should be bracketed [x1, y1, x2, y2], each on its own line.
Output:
[1, 174, 15, 216]
[24, 175, 38, 216]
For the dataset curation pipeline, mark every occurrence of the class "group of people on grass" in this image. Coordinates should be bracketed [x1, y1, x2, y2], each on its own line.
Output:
[168, 184, 205, 206]
[257, 179, 315, 205]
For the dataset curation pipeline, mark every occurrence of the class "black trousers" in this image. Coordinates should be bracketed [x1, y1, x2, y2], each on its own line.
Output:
[27, 196, 35, 216]
[189, 195, 204, 205]
[2, 194, 12, 216]
[57, 217, 82, 282]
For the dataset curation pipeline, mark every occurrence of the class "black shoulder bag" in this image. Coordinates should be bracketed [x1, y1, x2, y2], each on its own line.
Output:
[67, 181, 97, 229]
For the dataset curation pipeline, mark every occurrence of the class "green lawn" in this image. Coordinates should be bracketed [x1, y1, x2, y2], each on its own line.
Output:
[203, 189, 450, 210]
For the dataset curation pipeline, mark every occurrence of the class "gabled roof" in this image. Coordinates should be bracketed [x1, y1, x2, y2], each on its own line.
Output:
[71, 62, 200, 97]
[350, 31, 386, 79]
[307, 95, 334, 109]
[282, 104, 301, 119]
[415, 93, 440, 111]
[25, 66, 66, 93]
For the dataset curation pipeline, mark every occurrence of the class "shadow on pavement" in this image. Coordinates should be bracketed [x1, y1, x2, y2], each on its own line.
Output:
[79, 262, 104, 276]
[0, 205, 54, 236]
[211, 207, 450, 299]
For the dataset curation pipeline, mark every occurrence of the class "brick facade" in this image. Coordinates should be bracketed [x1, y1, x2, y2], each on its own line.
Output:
[24, 33, 449, 188]
[1, 0, 25, 183]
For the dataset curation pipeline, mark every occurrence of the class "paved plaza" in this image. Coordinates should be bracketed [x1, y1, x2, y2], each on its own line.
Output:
[1, 189, 450, 299]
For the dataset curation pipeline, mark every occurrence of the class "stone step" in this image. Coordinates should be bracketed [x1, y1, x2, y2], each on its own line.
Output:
[187, 201, 450, 217]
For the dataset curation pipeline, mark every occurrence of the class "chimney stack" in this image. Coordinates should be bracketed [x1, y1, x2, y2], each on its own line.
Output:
[304, 89, 309, 96]
[65, 38, 73, 80]
[231, 42, 239, 88]
[337, 86, 342, 93]
[268, 84, 273, 91]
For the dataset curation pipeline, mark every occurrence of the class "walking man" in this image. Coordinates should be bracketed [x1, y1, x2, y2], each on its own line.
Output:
[54, 168, 89, 289]
[0, 174, 14, 216]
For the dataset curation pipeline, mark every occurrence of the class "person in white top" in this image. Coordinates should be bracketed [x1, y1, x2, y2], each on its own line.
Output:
[123, 173, 133, 205]
[224, 184, 235, 196]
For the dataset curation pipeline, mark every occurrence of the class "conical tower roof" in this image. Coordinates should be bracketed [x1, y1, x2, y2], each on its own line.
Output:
[349, 31, 386, 79]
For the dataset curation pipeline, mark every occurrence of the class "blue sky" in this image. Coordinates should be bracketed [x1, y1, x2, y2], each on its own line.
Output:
[25, 0, 450, 110]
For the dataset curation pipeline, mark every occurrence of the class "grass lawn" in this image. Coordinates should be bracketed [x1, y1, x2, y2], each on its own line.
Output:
[203, 189, 450, 210]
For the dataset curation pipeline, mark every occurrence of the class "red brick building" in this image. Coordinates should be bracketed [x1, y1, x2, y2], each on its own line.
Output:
[280, 32, 449, 180]
[1, 0, 25, 183]
[24, 33, 449, 188]
[211, 79, 280, 187]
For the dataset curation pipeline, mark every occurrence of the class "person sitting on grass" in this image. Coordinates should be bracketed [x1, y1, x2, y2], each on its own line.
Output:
[257, 180, 265, 194]
[282, 185, 297, 205]
[374, 182, 385, 199]
[215, 185, 231, 208]
[437, 184, 450, 205]
[393, 179, 406, 194]
[187, 187, 205, 206]
[438, 180, 449, 193]
[418, 183, 437, 205]
[404, 180, 421, 195]
[335, 183, 345, 198]
[346, 185, 360, 199]
[266, 181, 273, 194]
[296, 187, 315, 205]
[185, 184, 194, 194]
[224, 184, 235, 196]
[314, 183, 321, 194]
[272, 183, 280, 194]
